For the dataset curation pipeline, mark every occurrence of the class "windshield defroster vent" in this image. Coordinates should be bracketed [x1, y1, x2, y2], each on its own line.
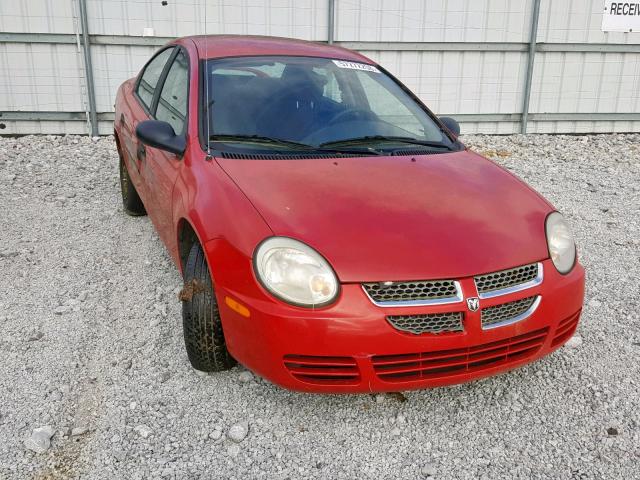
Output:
[391, 148, 446, 156]
[220, 151, 363, 160]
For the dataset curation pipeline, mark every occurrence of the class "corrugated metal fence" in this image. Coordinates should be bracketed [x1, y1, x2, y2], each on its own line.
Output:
[1, 0, 639, 135]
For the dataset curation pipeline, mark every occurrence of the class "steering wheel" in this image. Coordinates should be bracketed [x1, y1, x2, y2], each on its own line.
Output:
[253, 89, 310, 136]
[328, 108, 377, 124]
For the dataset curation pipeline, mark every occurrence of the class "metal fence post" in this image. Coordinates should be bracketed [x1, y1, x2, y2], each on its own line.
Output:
[521, 0, 542, 134]
[328, 0, 335, 44]
[78, 0, 99, 136]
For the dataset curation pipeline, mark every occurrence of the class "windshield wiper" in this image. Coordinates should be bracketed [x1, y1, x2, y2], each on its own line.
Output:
[210, 134, 315, 150]
[320, 135, 454, 151]
[210, 134, 382, 155]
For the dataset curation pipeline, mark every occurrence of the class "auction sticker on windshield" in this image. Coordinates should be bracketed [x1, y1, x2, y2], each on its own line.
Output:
[332, 60, 380, 73]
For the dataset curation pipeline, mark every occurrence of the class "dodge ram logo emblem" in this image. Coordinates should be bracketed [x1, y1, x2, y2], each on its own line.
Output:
[467, 297, 480, 312]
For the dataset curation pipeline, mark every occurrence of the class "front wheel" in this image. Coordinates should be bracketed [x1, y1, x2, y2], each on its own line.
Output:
[181, 242, 236, 372]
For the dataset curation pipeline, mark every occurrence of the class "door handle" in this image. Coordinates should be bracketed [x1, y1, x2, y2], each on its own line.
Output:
[137, 144, 146, 161]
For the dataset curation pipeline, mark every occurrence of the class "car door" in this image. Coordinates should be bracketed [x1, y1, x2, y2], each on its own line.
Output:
[142, 48, 190, 248]
[120, 47, 174, 199]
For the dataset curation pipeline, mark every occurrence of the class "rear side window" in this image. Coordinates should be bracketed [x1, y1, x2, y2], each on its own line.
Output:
[156, 50, 189, 134]
[136, 48, 174, 110]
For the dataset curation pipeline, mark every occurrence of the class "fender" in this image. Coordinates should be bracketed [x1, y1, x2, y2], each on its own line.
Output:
[171, 154, 273, 277]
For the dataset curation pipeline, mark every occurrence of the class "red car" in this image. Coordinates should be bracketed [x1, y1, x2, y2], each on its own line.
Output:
[114, 35, 585, 393]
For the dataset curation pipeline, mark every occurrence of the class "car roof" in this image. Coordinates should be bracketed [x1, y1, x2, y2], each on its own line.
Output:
[175, 35, 374, 64]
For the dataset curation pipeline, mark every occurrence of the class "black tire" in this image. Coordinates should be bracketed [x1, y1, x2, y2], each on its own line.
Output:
[181, 242, 236, 372]
[119, 152, 146, 216]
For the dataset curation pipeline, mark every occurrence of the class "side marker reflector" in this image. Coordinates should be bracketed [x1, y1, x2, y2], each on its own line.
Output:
[225, 296, 250, 318]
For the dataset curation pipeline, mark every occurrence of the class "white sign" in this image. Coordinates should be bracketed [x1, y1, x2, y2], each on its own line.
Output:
[602, 1, 640, 32]
[332, 60, 380, 73]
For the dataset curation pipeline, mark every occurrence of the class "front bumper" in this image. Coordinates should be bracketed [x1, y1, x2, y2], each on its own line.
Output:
[207, 240, 585, 393]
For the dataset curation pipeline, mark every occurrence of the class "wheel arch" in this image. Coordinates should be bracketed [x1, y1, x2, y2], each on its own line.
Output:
[176, 217, 203, 275]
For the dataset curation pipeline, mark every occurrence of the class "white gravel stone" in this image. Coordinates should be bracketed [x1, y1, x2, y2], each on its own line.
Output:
[24, 426, 55, 453]
[421, 464, 436, 477]
[566, 335, 583, 348]
[238, 371, 254, 383]
[226, 444, 241, 457]
[227, 421, 249, 443]
[134, 425, 153, 439]
[71, 427, 89, 436]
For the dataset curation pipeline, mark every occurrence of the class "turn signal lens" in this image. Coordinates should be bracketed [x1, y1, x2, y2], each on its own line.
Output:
[225, 296, 250, 318]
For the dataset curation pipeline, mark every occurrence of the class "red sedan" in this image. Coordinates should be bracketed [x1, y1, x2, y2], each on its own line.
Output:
[114, 35, 585, 393]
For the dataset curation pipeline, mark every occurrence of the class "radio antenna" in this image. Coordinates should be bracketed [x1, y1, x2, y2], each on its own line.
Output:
[204, 0, 212, 158]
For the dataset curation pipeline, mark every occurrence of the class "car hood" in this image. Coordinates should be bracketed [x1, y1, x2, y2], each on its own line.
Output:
[217, 150, 553, 282]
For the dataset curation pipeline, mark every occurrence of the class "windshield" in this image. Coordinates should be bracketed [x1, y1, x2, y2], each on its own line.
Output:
[202, 56, 457, 152]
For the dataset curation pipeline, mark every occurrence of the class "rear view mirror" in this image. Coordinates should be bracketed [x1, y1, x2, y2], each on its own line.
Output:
[439, 116, 461, 137]
[136, 120, 186, 156]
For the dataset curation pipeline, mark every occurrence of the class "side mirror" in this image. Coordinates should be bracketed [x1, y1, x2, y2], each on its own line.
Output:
[439, 116, 460, 137]
[136, 120, 186, 156]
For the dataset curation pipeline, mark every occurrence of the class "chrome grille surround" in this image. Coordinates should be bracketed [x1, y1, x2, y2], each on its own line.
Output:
[481, 296, 541, 330]
[387, 312, 464, 335]
[362, 280, 463, 307]
[474, 263, 543, 299]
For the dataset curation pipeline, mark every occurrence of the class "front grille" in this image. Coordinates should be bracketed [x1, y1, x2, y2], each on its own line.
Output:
[371, 327, 548, 382]
[551, 310, 581, 347]
[387, 312, 463, 335]
[363, 279, 459, 304]
[481, 296, 537, 328]
[283, 355, 360, 385]
[475, 263, 539, 295]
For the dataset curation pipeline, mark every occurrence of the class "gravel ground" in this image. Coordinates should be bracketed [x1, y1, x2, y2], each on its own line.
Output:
[0, 133, 638, 479]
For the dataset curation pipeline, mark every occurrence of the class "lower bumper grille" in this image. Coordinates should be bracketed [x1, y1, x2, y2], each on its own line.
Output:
[551, 310, 581, 347]
[283, 355, 360, 385]
[387, 312, 464, 335]
[371, 327, 549, 382]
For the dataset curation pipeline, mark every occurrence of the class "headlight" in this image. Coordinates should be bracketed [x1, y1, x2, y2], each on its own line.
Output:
[254, 237, 339, 307]
[545, 212, 576, 274]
